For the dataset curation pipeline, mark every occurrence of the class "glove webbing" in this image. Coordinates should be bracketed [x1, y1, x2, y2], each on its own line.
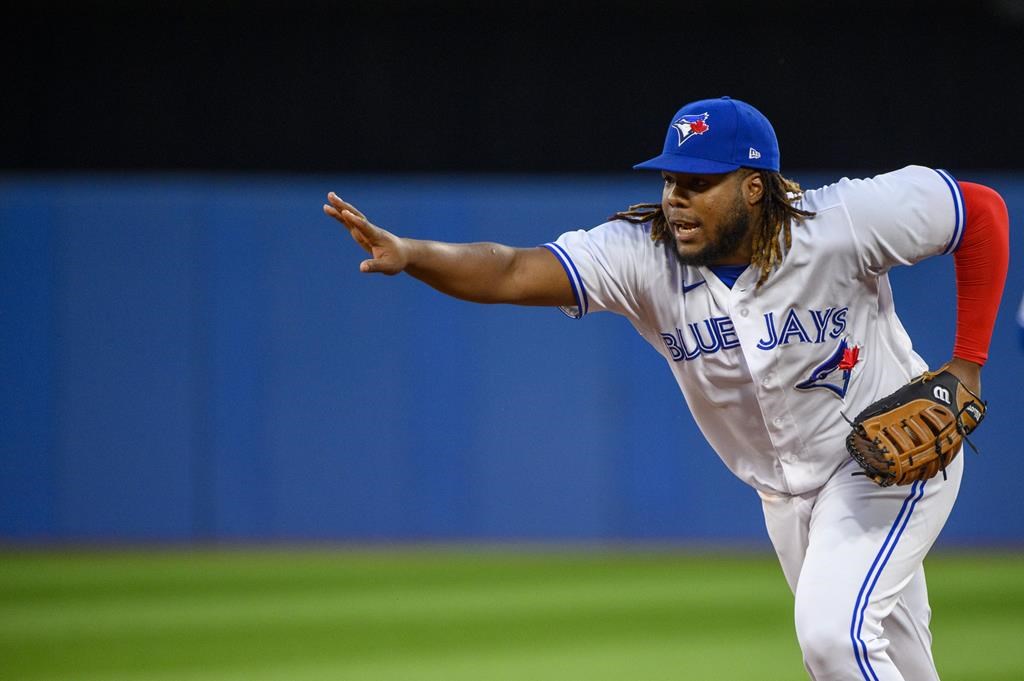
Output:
[842, 370, 986, 483]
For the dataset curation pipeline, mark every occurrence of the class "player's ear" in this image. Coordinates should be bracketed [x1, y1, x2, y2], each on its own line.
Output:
[742, 170, 764, 206]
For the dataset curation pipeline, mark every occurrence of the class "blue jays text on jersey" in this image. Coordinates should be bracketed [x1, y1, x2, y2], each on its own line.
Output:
[546, 165, 965, 495]
[660, 305, 849, 362]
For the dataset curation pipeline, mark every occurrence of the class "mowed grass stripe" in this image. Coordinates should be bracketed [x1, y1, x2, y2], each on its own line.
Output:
[926, 555, 1024, 680]
[4, 608, 785, 681]
[1, 549, 1021, 681]
[0, 569, 783, 637]
[0, 551, 794, 681]
[58, 632, 804, 681]
[0, 550, 765, 602]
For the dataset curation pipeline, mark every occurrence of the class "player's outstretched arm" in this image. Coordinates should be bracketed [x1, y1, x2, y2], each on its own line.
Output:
[323, 192, 576, 307]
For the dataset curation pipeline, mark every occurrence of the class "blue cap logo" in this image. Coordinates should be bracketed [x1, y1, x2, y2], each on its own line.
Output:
[672, 113, 710, 146]
[634, 96, 780, 174]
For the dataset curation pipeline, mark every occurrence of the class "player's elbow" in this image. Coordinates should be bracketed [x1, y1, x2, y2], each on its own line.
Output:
[501, 246, 577, 307]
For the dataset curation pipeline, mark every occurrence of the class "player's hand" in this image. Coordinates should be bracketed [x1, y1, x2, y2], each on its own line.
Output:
[323, 192, 410, 275]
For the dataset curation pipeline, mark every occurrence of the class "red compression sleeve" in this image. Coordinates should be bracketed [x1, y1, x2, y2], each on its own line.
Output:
[952, 181, 1010, 365]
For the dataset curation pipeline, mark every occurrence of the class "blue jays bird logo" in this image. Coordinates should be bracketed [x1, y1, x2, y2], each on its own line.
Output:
[795, 338, 861, 399]
[672, 113, 710, 146]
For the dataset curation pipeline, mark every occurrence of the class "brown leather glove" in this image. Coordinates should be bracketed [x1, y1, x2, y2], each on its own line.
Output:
[846, 366, 986, 486]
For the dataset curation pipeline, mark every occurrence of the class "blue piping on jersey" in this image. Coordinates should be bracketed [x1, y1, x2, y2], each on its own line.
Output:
[849, 479, 927, 680]
[542, 243, 588, 318]
[550, 243, 589, 315]
[542, 242, 590, 318]
[935, 169, 965, 254]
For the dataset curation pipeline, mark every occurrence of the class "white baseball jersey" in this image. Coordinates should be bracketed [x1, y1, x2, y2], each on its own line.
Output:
[544, 165, 965, 496]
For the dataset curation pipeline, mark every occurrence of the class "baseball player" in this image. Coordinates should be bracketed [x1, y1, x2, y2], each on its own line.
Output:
[324, 96, 1009, 680]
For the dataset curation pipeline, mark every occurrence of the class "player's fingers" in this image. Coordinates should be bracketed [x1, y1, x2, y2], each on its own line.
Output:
[359, 258, 393, 274]
[323, 203, 380, 239]
[349, 226, 371, 251]
[340, 210, 380, 241]
[324, 205, 382, 257]
[326, 192, 367, 220]
[323, 203, 353, 226]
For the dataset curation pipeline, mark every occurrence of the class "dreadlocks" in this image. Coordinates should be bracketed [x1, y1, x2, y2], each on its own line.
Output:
[610, 170, 816, 287]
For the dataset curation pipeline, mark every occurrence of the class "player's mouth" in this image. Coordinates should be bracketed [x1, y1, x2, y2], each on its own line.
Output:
[671, 220, 702, 242]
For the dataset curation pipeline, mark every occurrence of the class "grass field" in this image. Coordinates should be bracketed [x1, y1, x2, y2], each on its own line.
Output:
[1, 548, 1022, 681]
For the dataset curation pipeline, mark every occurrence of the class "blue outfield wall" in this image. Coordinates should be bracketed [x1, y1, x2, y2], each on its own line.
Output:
[2, 172, 1022, 545]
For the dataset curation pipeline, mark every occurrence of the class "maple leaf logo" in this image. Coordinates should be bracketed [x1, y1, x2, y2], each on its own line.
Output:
[838, 345, 860, 371]
[795, 339, 863, 400]
[672, 113, 711, 146]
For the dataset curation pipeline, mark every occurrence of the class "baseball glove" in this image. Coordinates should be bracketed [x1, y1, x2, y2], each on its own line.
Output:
[845, 366, 986, 486]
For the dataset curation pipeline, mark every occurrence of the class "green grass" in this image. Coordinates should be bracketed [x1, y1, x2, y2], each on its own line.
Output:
[0, 548, 1021, 680]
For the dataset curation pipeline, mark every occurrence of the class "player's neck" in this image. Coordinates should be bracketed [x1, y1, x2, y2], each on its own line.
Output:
[713, 203, 765, 266]
[709, 230, 755, 267]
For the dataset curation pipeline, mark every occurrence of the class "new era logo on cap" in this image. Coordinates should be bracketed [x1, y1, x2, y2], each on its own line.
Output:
[634, 96, 781, 174]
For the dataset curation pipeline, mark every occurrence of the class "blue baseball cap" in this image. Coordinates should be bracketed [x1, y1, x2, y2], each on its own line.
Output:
[634, 96, 780, 174]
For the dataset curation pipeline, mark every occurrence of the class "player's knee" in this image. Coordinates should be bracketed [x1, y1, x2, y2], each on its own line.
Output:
[797, 623, 856, 673]
[795, 607, 858, 673]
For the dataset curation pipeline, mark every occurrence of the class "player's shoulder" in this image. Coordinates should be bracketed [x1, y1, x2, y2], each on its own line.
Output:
[589, 218, 654, 238]
[550, 217, 661, 267]
[570, 217, 655, 248]
[800, 165, 953, 215]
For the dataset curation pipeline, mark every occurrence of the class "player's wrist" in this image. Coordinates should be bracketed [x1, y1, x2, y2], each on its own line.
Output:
[944, 357, 981, 395]
[399, 237, 426, 272]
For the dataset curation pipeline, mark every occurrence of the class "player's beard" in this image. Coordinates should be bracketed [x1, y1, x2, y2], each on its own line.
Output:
[672, 194, 753, 267]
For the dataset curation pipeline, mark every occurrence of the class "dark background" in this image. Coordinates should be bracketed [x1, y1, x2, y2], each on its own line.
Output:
[4, 0, 1024, 174]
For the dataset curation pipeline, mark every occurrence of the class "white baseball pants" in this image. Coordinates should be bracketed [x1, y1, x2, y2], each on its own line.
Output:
[760, 453, 963, 681]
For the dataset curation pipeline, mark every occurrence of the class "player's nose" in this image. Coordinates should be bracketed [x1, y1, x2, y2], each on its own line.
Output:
[665, 186, 692, 207]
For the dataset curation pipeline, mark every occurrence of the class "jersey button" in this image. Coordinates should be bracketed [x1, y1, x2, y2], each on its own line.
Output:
[739, 308, 749, 317]
[773, 416, 785, 427]
[762, 373, 774, 386]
